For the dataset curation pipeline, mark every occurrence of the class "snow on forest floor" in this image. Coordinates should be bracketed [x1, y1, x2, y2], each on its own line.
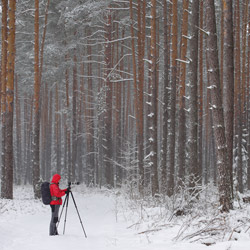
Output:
[1, 185, 250, 250]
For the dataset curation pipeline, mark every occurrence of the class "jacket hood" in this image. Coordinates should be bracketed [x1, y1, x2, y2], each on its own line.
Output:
[51, 174, 61, 184]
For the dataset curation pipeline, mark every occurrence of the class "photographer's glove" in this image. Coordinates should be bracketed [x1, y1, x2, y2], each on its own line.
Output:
[65, 187, 70, 195]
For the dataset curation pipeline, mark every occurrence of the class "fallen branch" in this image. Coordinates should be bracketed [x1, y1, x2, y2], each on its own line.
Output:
[138, 228, 162, 234]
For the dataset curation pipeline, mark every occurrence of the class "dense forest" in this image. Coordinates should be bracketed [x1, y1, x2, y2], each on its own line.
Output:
[0, 0, 249, 212]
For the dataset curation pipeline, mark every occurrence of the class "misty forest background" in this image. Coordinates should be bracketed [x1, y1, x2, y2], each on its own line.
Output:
[0, 0, 249, 212]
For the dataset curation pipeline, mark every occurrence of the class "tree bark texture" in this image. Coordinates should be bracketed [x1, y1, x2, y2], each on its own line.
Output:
[234, 0, 243, 193]
[198, 0, 204, 186]
[205, 0, 232, 212]
[33, 0, 41, 199]
[161, 0, 169, 194]
[187, 0, 200, 189]
[177, 0, 189, 186]
[149, 0, 159, 196]
[222, 0, 234, 197]
[86, 29, 95, 185]
[104, 9, 114, 187]
[167, 0, 178, 197]
[4, 0, 16, 199]
[1, 0, 8, 198]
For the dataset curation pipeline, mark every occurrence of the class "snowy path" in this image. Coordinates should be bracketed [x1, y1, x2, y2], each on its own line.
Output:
[1, 188, 250, 250]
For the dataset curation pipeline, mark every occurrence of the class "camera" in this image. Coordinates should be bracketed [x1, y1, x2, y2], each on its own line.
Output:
[68, 181, 80, 187]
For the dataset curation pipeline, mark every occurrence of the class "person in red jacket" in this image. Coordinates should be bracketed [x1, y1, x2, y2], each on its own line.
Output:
[49, 174, 69, 236]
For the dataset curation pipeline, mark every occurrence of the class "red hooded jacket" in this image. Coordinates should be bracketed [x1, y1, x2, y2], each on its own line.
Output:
[50, 174, 67, 205]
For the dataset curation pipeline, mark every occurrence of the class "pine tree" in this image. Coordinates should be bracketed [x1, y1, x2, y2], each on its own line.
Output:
[205, 0, 232, 212]
[0, 0, 8, 198]
[3, 0, 17, 199]
[33, 0, 41, 198]
[187, 0, 200, 189]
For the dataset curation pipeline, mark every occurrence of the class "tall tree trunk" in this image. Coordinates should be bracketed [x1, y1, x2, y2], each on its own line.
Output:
[198, 0, 204, 185]
[72, 50, 78, 181]
[188, 0, 200, 189]
[33, 0, 41, 198]
[77, 61, 85, 183]
[234, 0, 243, 193]
[46, 90, 53, 180]
[64, 51, 72, 181]
[41, 83, 48, 179]
[1, 0, 8, 198]
[129, 0, 145, 194]
[161, 0, 169, 193]
[15, 76, 22, 185]
[86, 29, 95, 185]
[55, 83, 61, 175]
[137, 0, 146, 194]
[204, 82, 212, 184]
[39, 0, 50, 83]
[114, 25, 124, 186]
[4, 0, 16, 199]
[177, 0, 189, 187]
[148, 0, 159, 196]
[222, 0, 234, 198]
[241, 0, 248, 118]
[104, 8, 114, 187]
[24, 96, 33, 184]
[205, 0, 232, 212]
[240, 0, 249, 192]
[247, 3, 250, 190]
[167, 0, 178, 197]
[220, 2, 224, 93]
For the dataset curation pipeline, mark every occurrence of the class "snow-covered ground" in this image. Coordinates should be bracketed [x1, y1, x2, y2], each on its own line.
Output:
[1, 185, 250, 250]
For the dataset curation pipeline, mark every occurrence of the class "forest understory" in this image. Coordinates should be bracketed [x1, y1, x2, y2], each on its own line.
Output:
[1, 0, 250, 223]
[1, 184, 250, 250]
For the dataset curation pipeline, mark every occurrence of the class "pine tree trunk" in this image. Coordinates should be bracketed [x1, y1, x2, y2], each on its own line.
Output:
[161, 0, 169, 194]
[15, 76, 22, 185]
[114, 26, 124, 186]
[220, 2, 224, 93]
[148, 0, 159, 196]
[234, 0, 243, 193]
[104, 9, 114, 187]
[1, 0, 8, 198]
[240, 0, 249, 193]
[77, 62, 85, 183]
[177, 0, 189, 187]
[222, 0, 234, 197]
[55, 83, 61, 175]
[198, 0, 204, 185]
[188, 0, 200, 189]
[39, 0, 50, 83]
[167, 0, 178, 197]
[247, 4, 250, 190]
[24, 96, 33, 184]
[46, 91, 53, 180]
[4, 0, 16, 199]
[137, 0, 146, 194]
[86, 29, 95, 185]
[72, 51, 78, 181]
[129, 0, 145, 194]
[64, 51, 72, 181]
[205, 0, 232, 212]
[41, 83, 47, 180]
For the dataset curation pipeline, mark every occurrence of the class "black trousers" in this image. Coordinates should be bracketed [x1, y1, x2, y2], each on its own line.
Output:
[49, 204, 60, 235]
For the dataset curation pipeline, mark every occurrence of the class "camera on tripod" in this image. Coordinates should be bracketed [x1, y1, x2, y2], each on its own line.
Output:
[68, 181, 80, 187]
[57, 180, 87, 237]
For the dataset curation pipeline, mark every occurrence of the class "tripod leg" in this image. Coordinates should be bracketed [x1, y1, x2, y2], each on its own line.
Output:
[63, 193, 70, 234]
[57, 192, 69, 228]
[70, 192, 87, 238]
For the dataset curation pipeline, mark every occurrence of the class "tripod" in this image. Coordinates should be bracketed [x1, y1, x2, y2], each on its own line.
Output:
[57, 189, 87, 238]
